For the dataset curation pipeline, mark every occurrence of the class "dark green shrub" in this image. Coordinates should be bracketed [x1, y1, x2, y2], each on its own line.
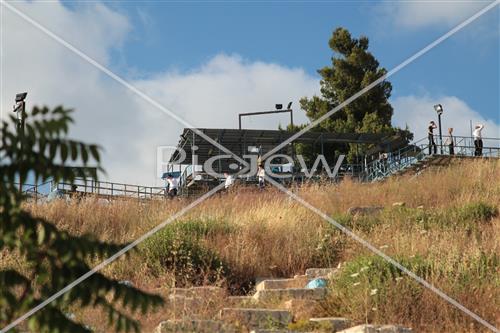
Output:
[453, 202, 498, 224]
[332, 213, 383, 233]
[141, 219, 230, 286]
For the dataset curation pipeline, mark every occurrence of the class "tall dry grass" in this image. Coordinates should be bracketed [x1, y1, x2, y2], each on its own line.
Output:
[6, 159, 499, 332]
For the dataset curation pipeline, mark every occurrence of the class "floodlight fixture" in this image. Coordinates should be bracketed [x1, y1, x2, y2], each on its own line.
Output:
[434, 104, 443, 115]
[15, 92, 28, 103]
[275, 104, 283, 110]
[287, 102, 292, 110]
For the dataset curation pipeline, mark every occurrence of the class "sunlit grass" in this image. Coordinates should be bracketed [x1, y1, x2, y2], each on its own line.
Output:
[4, 159, 498, 332]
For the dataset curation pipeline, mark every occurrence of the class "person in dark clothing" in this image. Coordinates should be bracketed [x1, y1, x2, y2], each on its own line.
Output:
[428, 121, 437, 155]
[444, 127, 454, 155]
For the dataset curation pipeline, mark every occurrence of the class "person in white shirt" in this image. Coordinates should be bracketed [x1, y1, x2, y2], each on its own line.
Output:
[224, 172, 235, 190]
[166, 175, 178, 198]
[257, 165, 265, 189]
[473, 124, 484, 156]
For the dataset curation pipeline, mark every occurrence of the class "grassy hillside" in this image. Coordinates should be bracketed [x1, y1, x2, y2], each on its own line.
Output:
[4, 159, 499, 332]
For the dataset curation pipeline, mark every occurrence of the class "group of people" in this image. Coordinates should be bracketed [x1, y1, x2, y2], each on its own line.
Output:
[224, 165, 266, 190]
[165, 164, 265, 198]
[428, 121, 484, 156]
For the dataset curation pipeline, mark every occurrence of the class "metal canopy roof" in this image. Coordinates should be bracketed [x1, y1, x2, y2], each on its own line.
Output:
[169, 128, 402, 165]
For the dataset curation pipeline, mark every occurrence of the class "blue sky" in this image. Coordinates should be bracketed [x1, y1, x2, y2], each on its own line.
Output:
[2, 0, 499, 184]
[84, 1, 499, 122]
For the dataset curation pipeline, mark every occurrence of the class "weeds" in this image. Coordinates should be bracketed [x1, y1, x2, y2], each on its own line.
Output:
[9, 159, 499, 332]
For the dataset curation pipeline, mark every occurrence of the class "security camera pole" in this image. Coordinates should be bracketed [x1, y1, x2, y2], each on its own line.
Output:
[13, 92, 28, 192]
[238, 102, 293, 130]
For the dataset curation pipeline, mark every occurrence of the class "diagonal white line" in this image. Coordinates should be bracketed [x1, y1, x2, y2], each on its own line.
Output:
[0, 182, 227, 333]
[264, 176, 500, 333]
[0, 0, 248, 168]
[262, 0, 499, 160]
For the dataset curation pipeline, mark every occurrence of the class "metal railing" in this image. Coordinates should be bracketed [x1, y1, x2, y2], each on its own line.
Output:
[364, 135, 500, 181]
[55, 178, 166, 200]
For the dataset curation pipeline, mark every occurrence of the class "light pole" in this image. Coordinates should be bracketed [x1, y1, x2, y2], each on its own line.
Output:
[13, 92, 28, 192]
[434, 104, 443, 154]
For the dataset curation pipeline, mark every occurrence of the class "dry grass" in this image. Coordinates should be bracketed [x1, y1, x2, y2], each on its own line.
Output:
[5, 159, 499, 332]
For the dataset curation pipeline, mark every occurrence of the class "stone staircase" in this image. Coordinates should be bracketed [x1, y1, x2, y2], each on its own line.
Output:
[155, 267, 413, 333]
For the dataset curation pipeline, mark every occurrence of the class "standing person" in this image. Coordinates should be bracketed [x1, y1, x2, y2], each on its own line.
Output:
[224, 172, 235, 190]
[444, 127, 454, 155]
[166, 174, 178, 198]
[428, 121, 437, 155]
[257, 165, 265, 189]
[473, 124, 484, 156]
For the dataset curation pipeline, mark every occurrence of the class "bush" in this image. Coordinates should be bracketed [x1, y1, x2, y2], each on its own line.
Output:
[333, 213, 384, 234]
[453, 202, 498, 224]
[385, 202, 498, 232]
[140, 219, 231, 286]
[323, 252, 499, 327]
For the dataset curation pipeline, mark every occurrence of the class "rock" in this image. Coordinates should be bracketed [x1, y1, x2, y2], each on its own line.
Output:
[337, 324, 413, 333]
[256, 275, 310, 291]
[190, 286, 225, 298]
[155, 319, 235, 333]
[226, 296, 256, 307]
[305, 268, 338, 279]
[166, 287, 226, 318]
[309, 317, 351, 332]
[347, 206, 384, 216]
[169, 287, 190, 297]
[220, 308, 292, 329]
[118, 280, 133, 287]
[283, 299, 320, 320]
[392, 202, 406, 207]
[253, 288, 327, 303]
[250, 329, 293, 333]
[168, 286, 225, 299]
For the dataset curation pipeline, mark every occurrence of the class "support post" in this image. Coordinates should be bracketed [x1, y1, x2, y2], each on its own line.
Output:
[192, 130, 197, 181]
[438, 113, 443, 154]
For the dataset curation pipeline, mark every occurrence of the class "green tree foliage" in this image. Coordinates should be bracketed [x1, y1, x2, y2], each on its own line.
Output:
[299, 27, 412, 160]
[0, 106, 163, 332]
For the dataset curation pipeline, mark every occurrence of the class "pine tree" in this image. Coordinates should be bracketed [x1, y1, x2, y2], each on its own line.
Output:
[0, 106, 163, 332]
[299, 27, 412, 159]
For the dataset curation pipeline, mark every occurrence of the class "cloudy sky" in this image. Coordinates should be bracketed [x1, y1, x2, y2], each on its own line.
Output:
[1, 1, 498, 186]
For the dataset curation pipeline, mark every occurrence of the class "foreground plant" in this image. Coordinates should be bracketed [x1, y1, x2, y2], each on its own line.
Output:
[0, 106, 163, 332]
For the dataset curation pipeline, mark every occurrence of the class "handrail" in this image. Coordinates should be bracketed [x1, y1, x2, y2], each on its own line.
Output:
[55, 178, 166, 200]
[363, 135, 500, 181]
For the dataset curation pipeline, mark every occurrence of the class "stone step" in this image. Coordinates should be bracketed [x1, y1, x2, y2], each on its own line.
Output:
[226, 295, 257, 307]
[220, 308, 292, 329]
[283, 299, 320, 320]
[305, 268, 338, 279]
[256, 275, 310, 291]
[309, 317, 351, 332]
[169, 286, 225, 299]
[338, 324, 413, 333]
[250, 329, 295, 333]
[253, 288, 327, 303]
[155, 319, 236, 333]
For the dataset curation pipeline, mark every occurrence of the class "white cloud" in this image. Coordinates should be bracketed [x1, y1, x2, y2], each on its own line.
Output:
[1, 1, 317, 186]
[4, 2, 496, 188]
[392, 94, 500, 147]
[377, 2, 489, 30]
